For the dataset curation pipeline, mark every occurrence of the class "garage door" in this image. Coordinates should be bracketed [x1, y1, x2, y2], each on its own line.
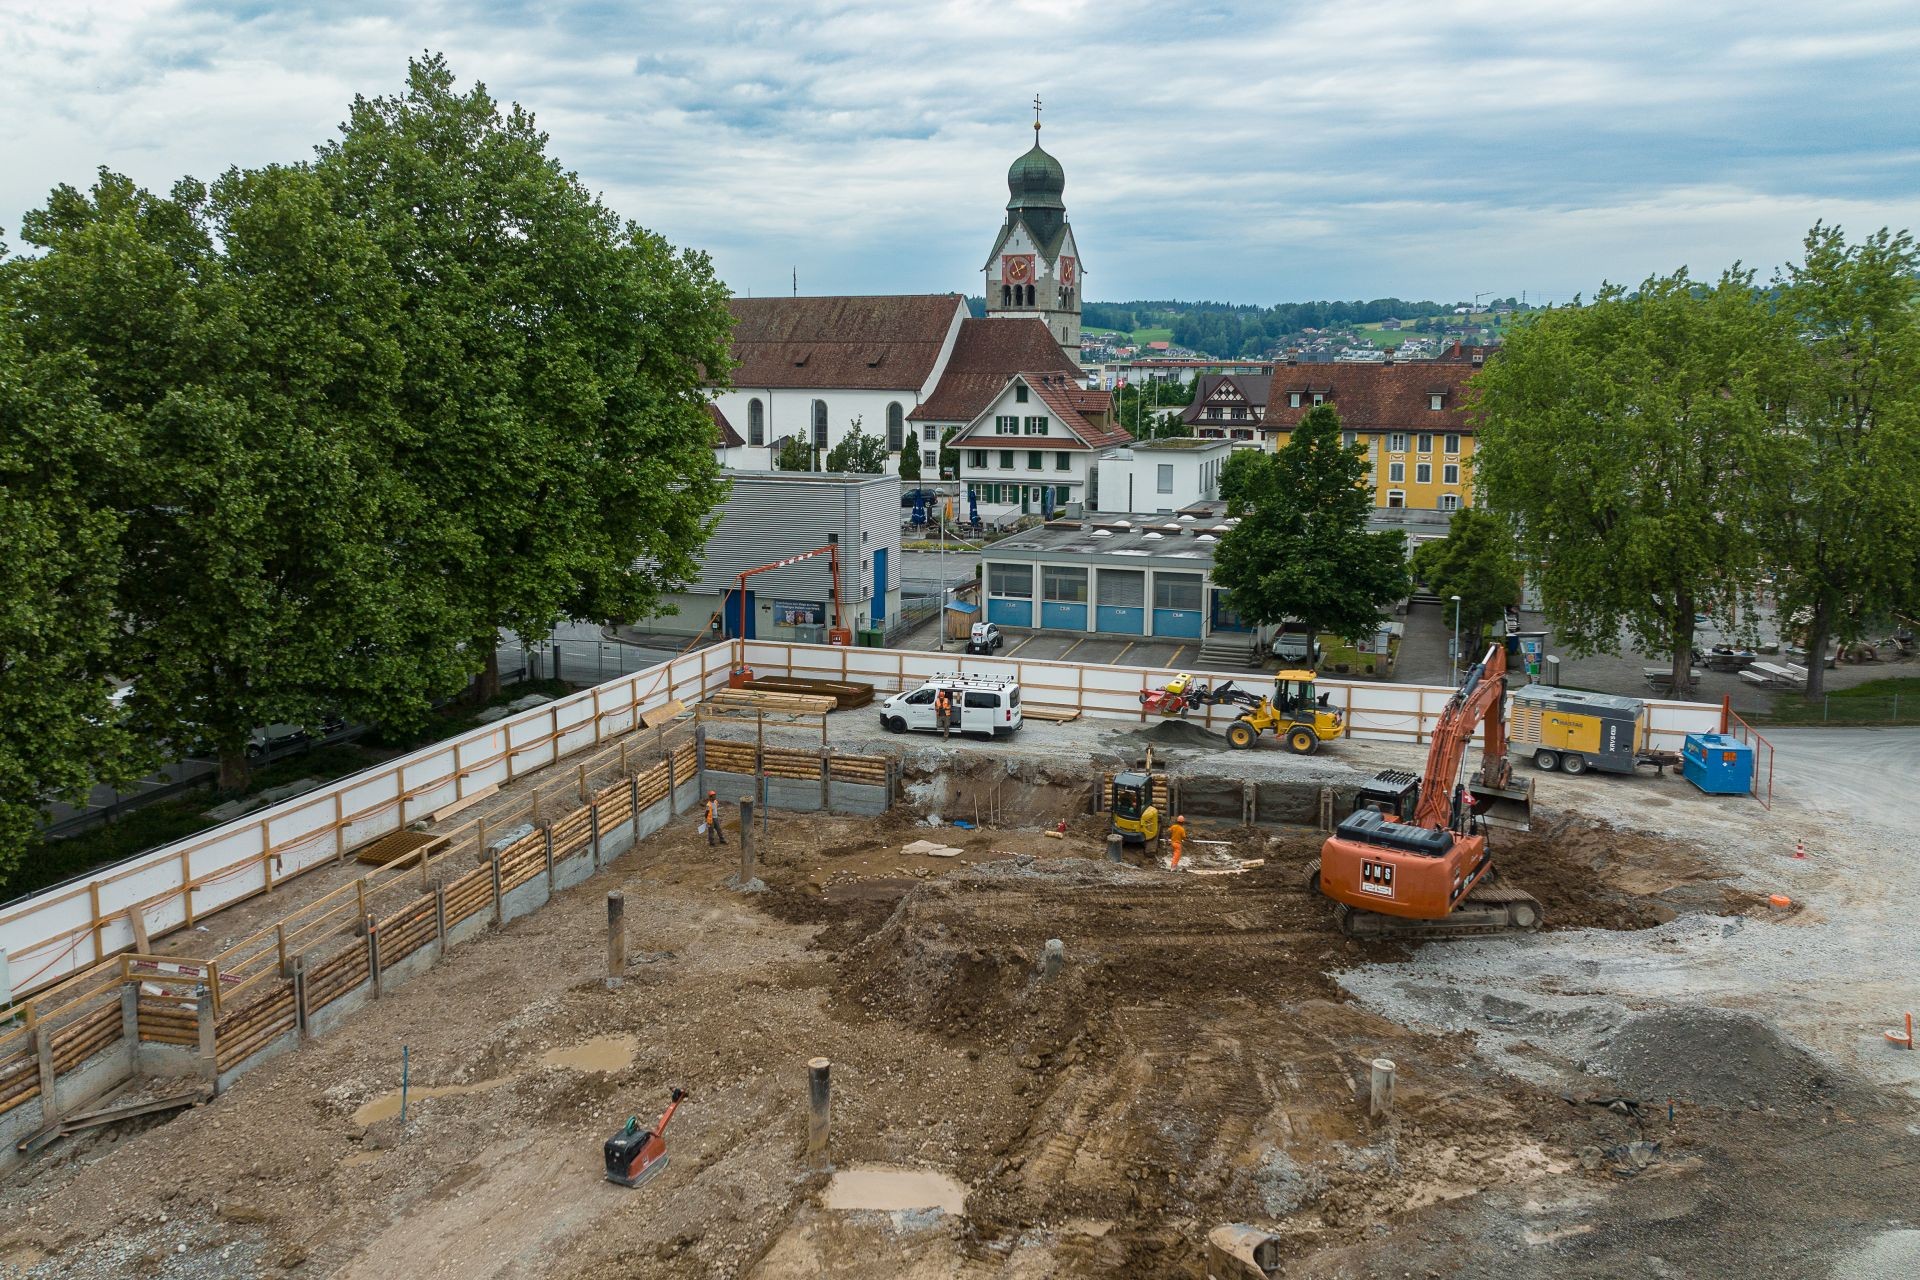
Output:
[1094, 568, 1145, 635]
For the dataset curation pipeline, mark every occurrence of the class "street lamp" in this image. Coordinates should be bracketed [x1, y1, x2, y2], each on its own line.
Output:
[1449, 594, 1463, 686]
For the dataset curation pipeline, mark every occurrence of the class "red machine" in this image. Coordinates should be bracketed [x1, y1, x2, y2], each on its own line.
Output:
[1312, 640, 1538, 938]
[604, 1088, 687, 1188]
[733, 544, 851, 646]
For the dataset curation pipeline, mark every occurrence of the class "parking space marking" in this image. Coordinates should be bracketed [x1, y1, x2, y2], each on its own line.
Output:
[1004, 633, 1038, 658]
[1059, 637, 1087, 661]
[1166, 645, 1188, 669]
[1110, 641, 1136, 666]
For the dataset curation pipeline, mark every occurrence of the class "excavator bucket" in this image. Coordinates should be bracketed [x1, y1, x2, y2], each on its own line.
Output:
[1469, 776, 1533, 832]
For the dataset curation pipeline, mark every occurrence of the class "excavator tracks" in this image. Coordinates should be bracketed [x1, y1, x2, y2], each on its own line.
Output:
[1304, 860, 1545, 940]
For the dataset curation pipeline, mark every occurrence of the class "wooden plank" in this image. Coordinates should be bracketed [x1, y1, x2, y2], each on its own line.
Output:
[426, 783, 498, 824]
[641, 698, 688, 729]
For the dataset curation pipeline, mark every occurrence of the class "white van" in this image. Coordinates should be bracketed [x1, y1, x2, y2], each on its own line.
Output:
[879, 675, 1023, 738]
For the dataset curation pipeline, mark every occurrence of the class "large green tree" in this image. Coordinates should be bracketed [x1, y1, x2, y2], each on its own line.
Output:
[1212, 404, 1409, 647]
[0, 300, 136, 880]
[316, 54, 733, 699]
[1409, 508, 1523, 641]
[10, 166, 465, 789]
[1761, 225, 1920, 698]
[1473, 271, 1784, 699]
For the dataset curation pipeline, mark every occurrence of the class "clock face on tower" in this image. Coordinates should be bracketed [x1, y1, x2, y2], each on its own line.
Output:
[1059, 256, 1076, 287]
[1002, 254, 1034, 285]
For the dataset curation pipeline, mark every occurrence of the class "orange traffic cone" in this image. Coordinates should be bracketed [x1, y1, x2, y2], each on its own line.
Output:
[1793, 838, 1807, 859]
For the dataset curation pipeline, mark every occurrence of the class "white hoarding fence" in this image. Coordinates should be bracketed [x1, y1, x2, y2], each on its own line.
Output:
[0, 643, 734, 999]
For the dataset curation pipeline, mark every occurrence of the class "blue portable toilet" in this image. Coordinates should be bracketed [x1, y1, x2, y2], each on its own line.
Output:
[1682, 732, 1753, 795]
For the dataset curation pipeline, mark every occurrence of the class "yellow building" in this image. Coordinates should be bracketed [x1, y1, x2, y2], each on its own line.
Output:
[1187, 348, 1486, 515]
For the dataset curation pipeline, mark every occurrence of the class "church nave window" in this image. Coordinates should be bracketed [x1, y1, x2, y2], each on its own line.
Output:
[886, 402, 904, 451]
[748, 398, 765, 447]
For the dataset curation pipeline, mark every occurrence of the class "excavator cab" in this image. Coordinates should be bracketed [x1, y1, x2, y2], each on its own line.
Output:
[1109, 771, 1161, 846]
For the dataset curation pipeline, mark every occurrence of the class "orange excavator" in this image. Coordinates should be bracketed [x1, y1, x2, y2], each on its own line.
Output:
[1310, 638, 1539, 939]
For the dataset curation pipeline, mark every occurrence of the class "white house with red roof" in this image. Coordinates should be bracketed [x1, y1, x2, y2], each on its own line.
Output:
[949, 371, 1130, 517]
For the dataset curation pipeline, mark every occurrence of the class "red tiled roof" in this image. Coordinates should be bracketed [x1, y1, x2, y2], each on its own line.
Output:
[950, 371, 1132, 450]
[1263, 362, 1480, 432]
[726, 294, 965, 390]
[1067, 388, 1113, 418]
[910, 318, 1081, 422]
[708, 402, 744, 449]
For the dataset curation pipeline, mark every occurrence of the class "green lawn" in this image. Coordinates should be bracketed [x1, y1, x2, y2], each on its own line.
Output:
[1756, 675, 1920, 726]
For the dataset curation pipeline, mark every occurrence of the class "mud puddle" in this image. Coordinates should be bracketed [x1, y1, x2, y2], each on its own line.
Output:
[822, 1165, 968, 1213]
[353, 1033, 639, 1124]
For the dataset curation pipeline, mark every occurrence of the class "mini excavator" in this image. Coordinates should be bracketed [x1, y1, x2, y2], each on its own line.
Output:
[1310, 638, 1538, 939]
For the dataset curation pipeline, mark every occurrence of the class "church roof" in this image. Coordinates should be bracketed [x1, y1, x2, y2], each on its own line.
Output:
[1007, 139, 1065, 211]
[910, 318, 1082, 422]
[725, 294, 965, 391]
[708, 402, 744, 449]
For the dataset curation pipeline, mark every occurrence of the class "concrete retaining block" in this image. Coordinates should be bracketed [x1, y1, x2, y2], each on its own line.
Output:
[553, 849, 595, 893]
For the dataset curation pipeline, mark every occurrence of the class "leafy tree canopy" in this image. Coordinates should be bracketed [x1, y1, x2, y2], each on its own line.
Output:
[824, 418, 888, 473]
[1212, 405, 1409, 646]
[1473, 268, 1787, 700]
[1409, 509, 1523, 640]
[316, 54, 733, 698]
[1758, 223, 1920, 697]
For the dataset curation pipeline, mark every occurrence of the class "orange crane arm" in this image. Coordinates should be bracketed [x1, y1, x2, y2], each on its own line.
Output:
[1412, 641, 1511, 831]
[733, 544, 844, 634]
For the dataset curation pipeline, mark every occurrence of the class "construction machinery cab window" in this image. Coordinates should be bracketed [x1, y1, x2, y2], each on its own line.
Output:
[988, 563, 1033, 599]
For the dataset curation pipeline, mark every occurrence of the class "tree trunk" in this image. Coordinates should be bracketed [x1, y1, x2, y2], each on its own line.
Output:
[1803, 603, 1831, 701]
[473, 645, 502, 704]
[218, 749, 250, 794]
[1670, 594, 1695, 702]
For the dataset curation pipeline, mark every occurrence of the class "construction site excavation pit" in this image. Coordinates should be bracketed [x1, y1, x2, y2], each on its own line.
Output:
[1, 733, 1915, 1280]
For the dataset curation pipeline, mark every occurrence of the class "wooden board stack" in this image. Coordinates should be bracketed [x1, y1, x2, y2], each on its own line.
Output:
[704, 688, 838, 715]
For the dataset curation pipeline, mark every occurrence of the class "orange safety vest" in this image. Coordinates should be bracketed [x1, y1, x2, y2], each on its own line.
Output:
[705, 797, 717, 824]
[1169, 822, 1187, 847]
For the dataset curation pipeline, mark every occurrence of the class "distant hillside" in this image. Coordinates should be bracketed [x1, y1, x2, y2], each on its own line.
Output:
[964, 294, 1525, 357]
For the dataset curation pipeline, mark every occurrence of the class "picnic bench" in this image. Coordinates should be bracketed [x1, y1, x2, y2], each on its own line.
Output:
[1643, 666, 1704, 693]
[1747, 661, 1803, 688]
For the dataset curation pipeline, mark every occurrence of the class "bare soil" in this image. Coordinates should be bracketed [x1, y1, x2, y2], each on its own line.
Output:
[0, 754, 1912, 1280]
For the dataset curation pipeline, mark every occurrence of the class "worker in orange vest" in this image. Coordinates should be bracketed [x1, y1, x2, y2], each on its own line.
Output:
[934, 688, 952, 738]
[704, 790, 724, 846]
[1169, 813, 1187, 868]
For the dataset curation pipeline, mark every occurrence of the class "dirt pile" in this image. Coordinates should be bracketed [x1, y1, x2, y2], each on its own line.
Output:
[1596, 1008, 1845, 1109]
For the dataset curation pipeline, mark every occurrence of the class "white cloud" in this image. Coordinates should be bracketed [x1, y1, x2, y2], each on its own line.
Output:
[3, 0, 1917, 302]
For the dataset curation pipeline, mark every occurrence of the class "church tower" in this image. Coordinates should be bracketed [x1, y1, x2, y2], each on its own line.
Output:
[984, 100, 1082, 363]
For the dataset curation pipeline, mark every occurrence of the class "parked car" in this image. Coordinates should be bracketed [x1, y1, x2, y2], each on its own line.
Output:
[879, 676, 1023, 738]
[1270, 627, 1322, 665]
[965, 622, 1004, 655]
[900, 487, 939, 508]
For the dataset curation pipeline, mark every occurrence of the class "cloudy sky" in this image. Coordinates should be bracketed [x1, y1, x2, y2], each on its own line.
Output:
[5, 1, 1919, 305]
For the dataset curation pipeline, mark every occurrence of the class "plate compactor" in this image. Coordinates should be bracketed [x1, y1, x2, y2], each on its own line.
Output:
[604, 1088, 687, 1188]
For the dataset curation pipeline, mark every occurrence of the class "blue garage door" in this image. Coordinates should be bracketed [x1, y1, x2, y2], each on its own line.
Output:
[1095, 568, 1145, 635]
[1041, 565, 1089, 632]
[988, 598, 1033, 627]
[1042, 602, 1089, 630]
[871, 548, 888, 622]
[1153, 571, 1204, 638]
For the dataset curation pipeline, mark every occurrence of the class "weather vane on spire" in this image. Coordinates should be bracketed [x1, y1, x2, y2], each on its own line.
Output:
[1033, 94, 1042, 133]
